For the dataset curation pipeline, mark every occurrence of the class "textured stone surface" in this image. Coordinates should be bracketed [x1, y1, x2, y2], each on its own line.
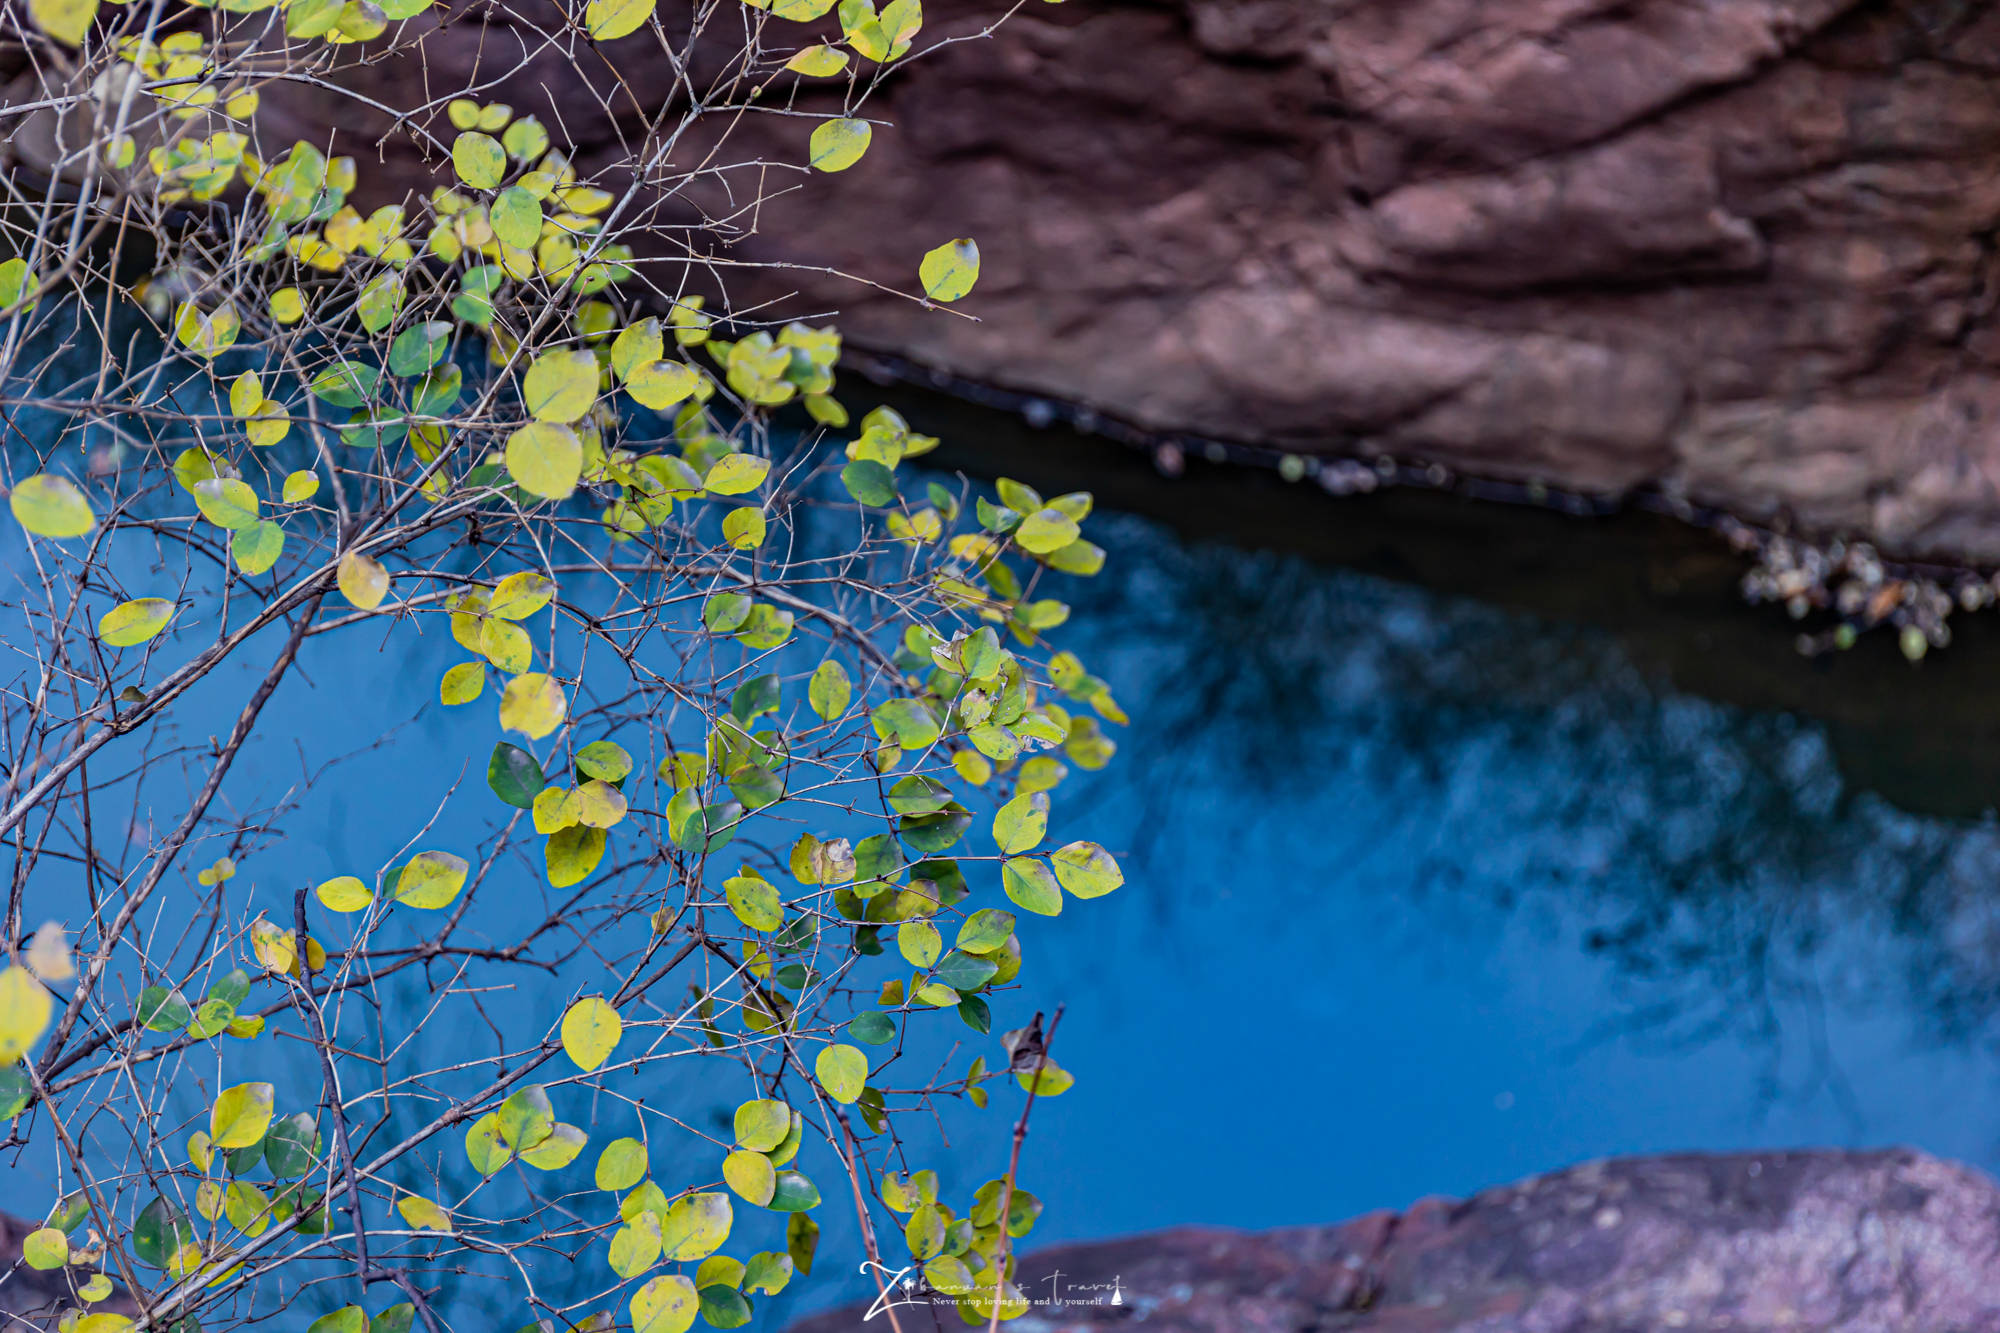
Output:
[784, 1149, 2000, 1332]
[128, 1, 2000, 559]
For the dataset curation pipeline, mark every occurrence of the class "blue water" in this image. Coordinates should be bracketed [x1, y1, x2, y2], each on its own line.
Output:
[11, 487, 2000, 1328]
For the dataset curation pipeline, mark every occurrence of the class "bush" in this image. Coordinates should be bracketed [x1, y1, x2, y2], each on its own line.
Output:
[0, 0, 1122, 1328]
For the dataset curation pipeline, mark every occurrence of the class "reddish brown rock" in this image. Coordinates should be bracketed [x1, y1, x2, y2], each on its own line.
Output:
[198, 2, 2000, 560]
[783, 1149, 2000, 1332]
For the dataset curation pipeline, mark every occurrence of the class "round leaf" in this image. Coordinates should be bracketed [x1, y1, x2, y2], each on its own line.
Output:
[10, 474, 94, 538]
[919, 237, 979, 302]
[561, 996, 622, 1071]
[97, 598, 174, 647]
[814, 1044, 867, 1104]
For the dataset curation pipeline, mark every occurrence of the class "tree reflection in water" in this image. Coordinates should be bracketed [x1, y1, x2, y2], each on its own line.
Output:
[1054, 511, 2000, 1119]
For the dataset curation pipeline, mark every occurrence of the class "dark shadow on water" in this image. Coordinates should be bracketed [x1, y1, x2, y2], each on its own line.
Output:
[854, 379, 2000, 824]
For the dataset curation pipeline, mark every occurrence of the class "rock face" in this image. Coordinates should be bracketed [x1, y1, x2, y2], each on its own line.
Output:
[244, 0, 2000, 561]
[784, 1149, 2000, 1332]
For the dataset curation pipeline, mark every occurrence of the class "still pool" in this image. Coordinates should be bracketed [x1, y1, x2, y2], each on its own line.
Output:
[10, 437, 2000, 1329]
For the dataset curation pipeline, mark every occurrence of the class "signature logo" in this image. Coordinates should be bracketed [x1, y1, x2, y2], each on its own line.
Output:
[858, 1261, 1125, 1321]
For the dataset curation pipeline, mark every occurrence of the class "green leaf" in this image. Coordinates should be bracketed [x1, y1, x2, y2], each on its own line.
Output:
[373, 1305, 417, 1333]
[505, 422, 583, 500]
[957, 994, 991, 1033]
[703, 593, 751, 633]
[786, 1213, 818, 1273]
[233, 521, 286, 576]
[991, 792, 1046, 855]
[308, 362, 379, 408]
[1017, 506, 1081, 555]
[137, 986, 193, 1032]
[452, 131, 506, 189]
[841, 460, 896, 506]
[491, 186, 543, 249]
[919, 238, 979, 302]
[934, 950, 998, 992]
[0, 1065, 33, 1119]
[210, 1082, 274, 1149]
[464, 1113, 513, 1175]
[956, 908, 1015, 954]
[355, 272, 404, 334]
[697, 1286, 751, 1330]
[10, 474, 94, 539]
[814, 1044, 867, 1104]
[611, 319, 664, 380]
[897, 920, 941, 968]
[488, 743, 546, 809]
[265, 1112, 321, 1177]
[808, 660, 851, 721]
[725, 871, 782, 932]
[597, 1137, 647, 1191]
[848, 1011, 896, 1045]
[808, 119, 871, 172]
[133, 1197, 194, 1269]
[97, 598, 174, 647]
[733, 1100, 791, 1152]
[307, 1307, 366, 1333]
[768, 1171, 821, 1213]
[743, 1251, 794, 1296]
[1002, 857, 1061, 916]
[388, 321, 452, 376]
[497, 1084, 554, 1150]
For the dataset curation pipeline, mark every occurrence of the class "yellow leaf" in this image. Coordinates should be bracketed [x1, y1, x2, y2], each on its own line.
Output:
[337, 551, 389, 608]
[704, 454, 770, 496]
[315, 876, 374, 912]
[546, 824, 606, 887]
[11, 473, 95, 538]
[630, 1275, 697, 1333]
[722, 507, 766, 549]
[269, 288, 305, 324]
[194, 478, 260, 530]
[611, 320, 663, 380]
[523, 349, 599, 423]
[500, 672, 567, 739]
[808, 119, 871, 172]
[505, 422, 583, 500]
[0, 966, 53, 1062]
[561, 996, 622, 1071]
[533, 787, 576, 834]
[282, 471, 320, 503]
[722, 1150, 775, 1206]
[479, 617, 534, 673]
[396, 1195, 452, 1232]
[815, 1043, 867, 1103]
[452, 132, 505, 190]
[29, 0, 99, 46]
[229, 372, 263, 417]
[786, 44, 849, 75]
[625, 360, 696, 410]
[919, 237, 980, 302]
[97, 598, 174, 647]
[584, 0, 655, 40]
[520, 1121, 587, 1168]
[440, 661, 486, 705]
[572, 779, 627, 828]
[394, 850, 469, 909]
[249, 918, 296, 973]
[210, 1082, 274, 1149]
[658, 1192, 732, 1262]
[489, 570, 556, 620]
